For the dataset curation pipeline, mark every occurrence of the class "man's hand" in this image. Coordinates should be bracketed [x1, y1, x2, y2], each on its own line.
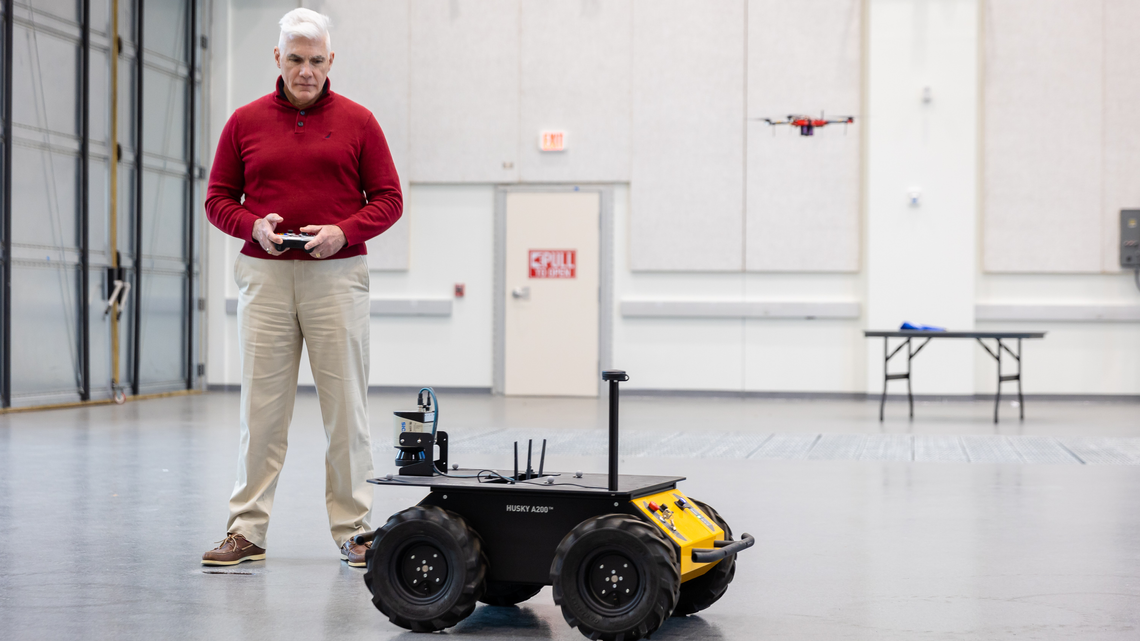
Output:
[299, 224, 347, 259]
[253, 213, 286, 256]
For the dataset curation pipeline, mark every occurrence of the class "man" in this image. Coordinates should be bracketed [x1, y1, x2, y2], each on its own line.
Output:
[201, 8, 401, 567]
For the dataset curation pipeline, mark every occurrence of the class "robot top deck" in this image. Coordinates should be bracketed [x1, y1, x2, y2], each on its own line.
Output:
[382, 370, 655, 496]
[368, 469, 686, 500]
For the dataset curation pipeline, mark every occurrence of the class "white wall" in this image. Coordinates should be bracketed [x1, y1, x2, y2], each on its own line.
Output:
[518, 1, 632, 183]
[629, 0, 746, 272]
[202, 0, 1140, 396]
[974, 0, 1140, 395]
[367, 185, 495, 388]
[614, 181, 866, 392]
[975, 274, 1140, 395]
[746, 0, 862, 273]
[982, 0, 1140, 275]
[865, 0, 979, 395]
[408, 0, 519, 184]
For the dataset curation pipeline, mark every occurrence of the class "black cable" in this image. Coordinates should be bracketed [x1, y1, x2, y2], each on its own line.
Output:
[442, 468, 596, 488]
[418, 387, 438, 435]
[374, 469, 502, 483]
[377, 468, 605, 490]
[435, 468, 499, 480]
[476, 469, 516, 484]
[433, 468, 516, 483]
[525, 481, 610, 490]
[376, 469, 500, 482]
[514, 477, 608, 490]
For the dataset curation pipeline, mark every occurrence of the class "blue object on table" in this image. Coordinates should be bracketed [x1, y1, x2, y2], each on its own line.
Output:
[900, 321, 946, 331]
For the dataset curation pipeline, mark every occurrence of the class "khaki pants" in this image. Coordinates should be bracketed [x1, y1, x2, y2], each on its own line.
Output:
[227, 253, 373, 548]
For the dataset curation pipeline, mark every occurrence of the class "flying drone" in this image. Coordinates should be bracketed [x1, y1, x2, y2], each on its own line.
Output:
[760, 112, 854, 136]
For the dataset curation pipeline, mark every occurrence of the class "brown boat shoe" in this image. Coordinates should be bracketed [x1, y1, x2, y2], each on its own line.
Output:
[340, 536, 371, 568]
[202, 533, 266, 566]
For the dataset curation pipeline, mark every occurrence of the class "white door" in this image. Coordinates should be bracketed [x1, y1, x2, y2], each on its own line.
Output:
[504, 191, 600, 397]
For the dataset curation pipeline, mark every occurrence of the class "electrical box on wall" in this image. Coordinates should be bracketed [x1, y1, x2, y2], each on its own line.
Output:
[1122, 210, 1140, 268]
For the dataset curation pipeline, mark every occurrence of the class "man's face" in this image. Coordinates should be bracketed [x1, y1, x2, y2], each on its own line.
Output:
[274, 35, 334, 109]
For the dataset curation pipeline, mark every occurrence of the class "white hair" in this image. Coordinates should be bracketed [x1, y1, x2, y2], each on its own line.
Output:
[278, 8, 331, 53]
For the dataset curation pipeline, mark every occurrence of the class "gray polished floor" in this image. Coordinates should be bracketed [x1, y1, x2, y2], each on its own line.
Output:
[1, 392, 1138, 640]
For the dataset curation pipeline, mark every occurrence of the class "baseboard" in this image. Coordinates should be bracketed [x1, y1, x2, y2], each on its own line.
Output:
[204, 384, 1139, 402]
[623, 389, 1140, 402]
[368, 386, 493, 395]
[873, 393, 1140, 402]
[206, 384, 493, 395]
[622, 389, 869, 400]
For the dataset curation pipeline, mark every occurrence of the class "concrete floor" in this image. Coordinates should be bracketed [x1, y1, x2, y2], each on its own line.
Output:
[1, 392, 1138, 640]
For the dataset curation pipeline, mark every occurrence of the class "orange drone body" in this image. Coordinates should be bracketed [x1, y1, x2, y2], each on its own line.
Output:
[762, 113, 855, 136]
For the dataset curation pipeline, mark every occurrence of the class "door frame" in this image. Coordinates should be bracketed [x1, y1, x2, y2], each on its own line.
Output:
[492, 185, 614, 397]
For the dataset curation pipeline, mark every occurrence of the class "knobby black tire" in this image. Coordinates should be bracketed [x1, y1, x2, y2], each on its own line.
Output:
[672, 499, 737, 617]
[551, 514, 680, 641]
[478, 581, 543, 607]
[364, 505, 486, 632]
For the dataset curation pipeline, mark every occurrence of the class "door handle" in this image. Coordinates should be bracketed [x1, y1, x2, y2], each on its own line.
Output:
[511, 286, 530, 300]
[104, 280, 131, 321]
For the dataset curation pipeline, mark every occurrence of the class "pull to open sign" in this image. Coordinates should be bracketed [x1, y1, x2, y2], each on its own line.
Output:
[529, 250, 576, 279]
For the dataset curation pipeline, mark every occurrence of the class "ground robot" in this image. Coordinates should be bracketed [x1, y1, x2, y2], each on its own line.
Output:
[355, 370, 754, 640]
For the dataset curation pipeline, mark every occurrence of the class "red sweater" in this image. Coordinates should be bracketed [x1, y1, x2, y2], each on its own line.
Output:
[205, 77, 402, 260]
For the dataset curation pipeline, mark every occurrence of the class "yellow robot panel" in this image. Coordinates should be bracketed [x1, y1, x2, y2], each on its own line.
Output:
[631, 489, 724, 582]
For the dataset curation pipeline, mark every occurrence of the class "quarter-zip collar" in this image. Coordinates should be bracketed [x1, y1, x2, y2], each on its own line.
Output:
[274, 76, 333, 111]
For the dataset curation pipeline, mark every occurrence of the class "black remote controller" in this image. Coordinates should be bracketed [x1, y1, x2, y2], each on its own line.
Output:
[273, 231, 315, 253]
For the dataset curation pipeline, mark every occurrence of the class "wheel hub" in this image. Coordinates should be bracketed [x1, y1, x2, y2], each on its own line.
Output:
[397, 543, 449, 598]
[584, 552, 640, 611]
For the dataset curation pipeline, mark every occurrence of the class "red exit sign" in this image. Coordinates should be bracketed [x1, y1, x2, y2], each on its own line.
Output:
[540, 131, 565, 151]
[529, 250, 576, 278]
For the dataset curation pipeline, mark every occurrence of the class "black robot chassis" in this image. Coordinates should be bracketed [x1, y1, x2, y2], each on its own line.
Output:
[356, 371, 755, 641]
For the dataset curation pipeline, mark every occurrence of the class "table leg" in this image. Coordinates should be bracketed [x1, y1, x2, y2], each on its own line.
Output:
[1017, 338, 1024, 420]
[994, 339, 1002, 424]
[907, 338, 914, 419]
[879, 337, 888, 421]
